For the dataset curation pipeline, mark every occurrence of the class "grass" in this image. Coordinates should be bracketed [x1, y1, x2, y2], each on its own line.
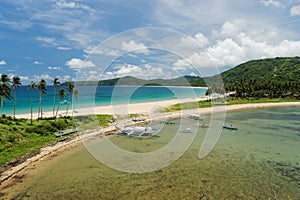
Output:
[0, 115, 112, 167]
[161, 97, 300, 112]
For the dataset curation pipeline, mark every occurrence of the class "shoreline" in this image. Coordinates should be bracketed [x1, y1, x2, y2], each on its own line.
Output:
[15, 96, 211, 118]
[1, 101, 300, 185]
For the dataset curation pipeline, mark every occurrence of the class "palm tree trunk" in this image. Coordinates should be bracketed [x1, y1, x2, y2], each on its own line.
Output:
[13, 91, 16, 119]
[0, 99, 3, 116]
[53, 88, 56, 117]
[30, 93, 33, 124]
[38, 92, 42, 119]
[66, 94, 71, 117]
[56, 103, 60, 118]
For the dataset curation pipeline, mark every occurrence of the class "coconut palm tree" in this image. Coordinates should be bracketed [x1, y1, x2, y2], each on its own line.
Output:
[12, 76, 21, 118]
[28, 81, 37, 124]
[55, 88, 66, 118]
[65, 83, 74, 117]
[52, 77, 60, 117]
[71, 89, 79, 117]
[37, 79, 47, 119]
[0, 74, 11, 116]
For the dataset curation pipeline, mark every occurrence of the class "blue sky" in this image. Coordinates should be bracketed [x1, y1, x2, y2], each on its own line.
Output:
[1, 0, 300, 84]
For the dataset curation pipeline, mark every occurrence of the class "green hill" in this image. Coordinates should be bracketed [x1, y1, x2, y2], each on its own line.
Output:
[65, 56, 300, 87]
[221, 57, 300, 83]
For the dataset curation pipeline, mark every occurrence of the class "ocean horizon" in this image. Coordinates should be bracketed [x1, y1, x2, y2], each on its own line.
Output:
[1, 85, 207, 115]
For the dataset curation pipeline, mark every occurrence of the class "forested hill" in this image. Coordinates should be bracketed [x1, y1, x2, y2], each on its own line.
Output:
[64, 57, 300, 86]
[221, 57, 300, 83]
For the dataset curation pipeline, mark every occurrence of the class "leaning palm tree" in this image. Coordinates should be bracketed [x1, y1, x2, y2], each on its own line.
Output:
[0, 74, 11, 116]
[37, 79, 47, 119]
[55, 88, 66, 118]
[12, 76, 21, 118]
[52, 77, 60, 117]
[28, 81, 37, 124]
[65, 83, 74, 117]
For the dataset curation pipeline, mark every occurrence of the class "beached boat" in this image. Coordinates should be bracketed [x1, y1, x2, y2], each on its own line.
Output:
[160, 120, 176, 124]
[180, 128, 193, 133]
[115, 125, 160, 138]
[54, 128, 79, 137]
[188, 114, 205, 120]
[222, 125, 238, 130]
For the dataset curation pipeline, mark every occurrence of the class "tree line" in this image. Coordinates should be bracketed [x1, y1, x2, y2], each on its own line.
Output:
[206, 79, 300, 99]
[0, 74, 79, 122]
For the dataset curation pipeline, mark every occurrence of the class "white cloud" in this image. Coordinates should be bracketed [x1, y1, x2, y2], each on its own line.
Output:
[36, 37, 57, 46]
[55, 0, 94, 12]
[48, 66, 62, 70]
[65, 58, 96, 69]
[194, 33, 209, 47]
[57, 46, 71, 50]
[19, 76, 30, 81]
[120, 40, 149, 54]
[0, 60, 6, 65]
[84, 46, 120, 56]
[101, 64, 173, 80]
[290, 5, 300, 16]
[260, 0, 282, 7]
[32, 74, 53, 82]
[33, 61, 43, 65]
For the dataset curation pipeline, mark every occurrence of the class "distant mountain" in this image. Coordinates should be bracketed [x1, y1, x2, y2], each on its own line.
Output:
[69, 75, 205, 86]
[65, 57, 300, 86]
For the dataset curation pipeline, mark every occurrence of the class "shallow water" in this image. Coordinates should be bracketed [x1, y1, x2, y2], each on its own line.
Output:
[1, 106, 300, 199]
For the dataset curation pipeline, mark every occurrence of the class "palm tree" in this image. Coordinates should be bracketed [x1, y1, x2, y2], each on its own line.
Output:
[72, 89, 79, 117]
[52, 77, 60, 117]
[0, 74, 11, 116]
[55, 88, 66, 118]
[12, 76, 21, 118]
[65, 83, 74, 117]
[28, 81, 37, 124]
[37, 79, 47, 119]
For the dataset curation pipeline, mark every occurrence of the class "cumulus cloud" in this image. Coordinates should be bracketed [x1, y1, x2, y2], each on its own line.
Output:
[260, 0, 282, 7]
[120, 40, 149, 54]
[65, 58, 95, 69]
[290, 5, 300, 16]
[32, 74, 53, 82]
[0, 60, 6, 65]
[101, 64, 173, 80]
[172, 20, 300, 72]
[84, 46, 120, 56]
[194, 33, 209, 47]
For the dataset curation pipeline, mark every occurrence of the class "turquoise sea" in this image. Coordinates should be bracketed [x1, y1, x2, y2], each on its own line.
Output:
[2, 106, 299, 199]
[1, 86, 207, 115]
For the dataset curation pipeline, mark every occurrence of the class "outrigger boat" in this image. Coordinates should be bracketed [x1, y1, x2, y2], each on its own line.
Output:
[115, 125, 160, 138]
[188, 114, 205, 120]
[222, 125, 238, 130]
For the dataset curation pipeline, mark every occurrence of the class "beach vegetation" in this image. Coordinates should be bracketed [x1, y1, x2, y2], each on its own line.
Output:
[0, 114, 112, 167]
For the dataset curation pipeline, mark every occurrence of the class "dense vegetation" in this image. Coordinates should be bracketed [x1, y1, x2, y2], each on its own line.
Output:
[0, 115, 112, 167]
